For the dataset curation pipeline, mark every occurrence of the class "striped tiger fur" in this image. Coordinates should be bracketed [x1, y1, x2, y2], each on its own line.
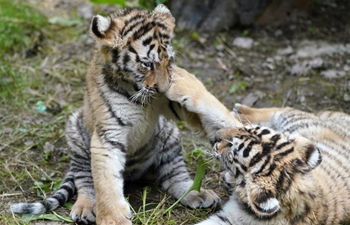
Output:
[10, 5, 223, 225]
[195, 104, 350, 225]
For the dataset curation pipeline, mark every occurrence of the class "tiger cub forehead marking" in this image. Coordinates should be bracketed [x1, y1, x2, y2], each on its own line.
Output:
[90, 5, 176, 100]
[91, 6, 175, 49]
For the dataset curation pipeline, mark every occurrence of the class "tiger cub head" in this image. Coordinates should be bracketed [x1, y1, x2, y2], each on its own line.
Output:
[90, 5, 175, 100]
[214, 125, 322, 218]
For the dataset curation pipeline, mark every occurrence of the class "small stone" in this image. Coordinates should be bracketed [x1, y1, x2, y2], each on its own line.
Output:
[233, 37, 254, 49]
[266, 57, 274, 63]
[215, 44, 225, 51]
[321, 70, 346, 79]
[266, 63, 275, 70]
[44, 142, 55, 154]
[241, 93, 259, 107]
[277, 46, 293, 55]
[237, 57, 245, 63]
[79, 5, 93, 20]
[274, 29, 283, 37]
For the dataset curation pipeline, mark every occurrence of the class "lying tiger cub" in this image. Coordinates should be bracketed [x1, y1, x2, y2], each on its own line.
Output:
[166, 70, 350, 225]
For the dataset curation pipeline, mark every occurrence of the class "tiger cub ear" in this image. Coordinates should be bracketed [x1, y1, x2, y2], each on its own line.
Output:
[152, 4, 175, 31]
[294, 135, 322, 170]
[153, 4, 172, 15]
[90, 15, 124, 47]
[247, 184, 280, 217]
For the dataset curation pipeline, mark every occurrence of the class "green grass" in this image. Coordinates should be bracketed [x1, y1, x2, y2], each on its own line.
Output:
[0, 0, 49, 55]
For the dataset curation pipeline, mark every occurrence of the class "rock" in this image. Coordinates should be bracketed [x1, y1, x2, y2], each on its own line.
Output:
[44, 141, 55, 154]
[292, 40, 350, 59]
[277, 46, 293, 55]
[233, 37, 254, 49]
[79, 4, 93, 20]
[321, 70, 346, 79]
[241, 92, 260, 107]
[236, 0, 269, 25]
[215, 44, 225, 51]
[274, 29, 283, 37]
[170, 0, 238, 32]
[290, 58, 324, 76]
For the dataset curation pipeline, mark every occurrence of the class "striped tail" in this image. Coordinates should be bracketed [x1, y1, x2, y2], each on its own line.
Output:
[10, 171, 76, 214]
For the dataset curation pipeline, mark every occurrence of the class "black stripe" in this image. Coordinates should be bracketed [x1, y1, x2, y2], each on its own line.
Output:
[52, 192, 67, 205]
[122, 20, 142, 36]
[258, 129, 271, 137]
[277, 170, 294, 194]
[291, 158, 309, 174]
[60, 183, 75, 198]
[97, 85, 134, 126]
[142, 36, 152, 46]
[105, 139, 126, 152]
[254, 155, 271, 175]
[249, 152, 264, 167]
[70, 151, 90, 161]
[159, 169, 187, 184]
[133, 22, 154, 40]
[159, 32, 170, 40]
[155, 22, 167, 30]
[270, 134, 281, 145]
[264, 163, 277, 176]
[41, 200, 56, 212]
[237, 142, 244, 151]
[243, 140, 258, 157]
[120, 14, 144, 35]
[276, 147, 294, 158]
[112, 49, 120, 63]
[129, 45, 137, 54]
[276, 141, 290, 150]
[147, 44, 155, 58]
[217, 214, 232, 224]
[123, 53, 130, 65]
[233, 158, 247, 172]
[169, 101, 181, 120]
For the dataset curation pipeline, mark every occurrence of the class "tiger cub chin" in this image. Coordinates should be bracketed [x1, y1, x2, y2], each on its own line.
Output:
[197, 104, 350, 225]
[10, 5, 221, 225]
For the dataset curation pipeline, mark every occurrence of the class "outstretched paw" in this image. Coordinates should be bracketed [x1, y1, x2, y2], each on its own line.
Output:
[181, 189, 221, 209]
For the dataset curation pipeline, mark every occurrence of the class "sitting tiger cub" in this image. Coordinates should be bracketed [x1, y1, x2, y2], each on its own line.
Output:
[10, 5, 234, 225]
[166, 69, 350, 225]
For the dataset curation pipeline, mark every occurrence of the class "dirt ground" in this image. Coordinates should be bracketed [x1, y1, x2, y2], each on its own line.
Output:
[1, 0, 349, 224]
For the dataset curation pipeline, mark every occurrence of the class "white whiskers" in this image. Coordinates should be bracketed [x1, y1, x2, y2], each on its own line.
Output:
[232, 107, 253, 127]
[129, 88, 155, 106]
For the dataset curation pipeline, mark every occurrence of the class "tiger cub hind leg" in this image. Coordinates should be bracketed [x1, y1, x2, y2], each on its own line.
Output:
[65, 109, 96, 224]
[154, 118, 221, 209]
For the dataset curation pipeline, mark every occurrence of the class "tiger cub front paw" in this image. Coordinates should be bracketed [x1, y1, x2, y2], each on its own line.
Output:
[222, 171, 235, 193]
[181, 189, 221, 209]
[96, 200, 132, 225]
